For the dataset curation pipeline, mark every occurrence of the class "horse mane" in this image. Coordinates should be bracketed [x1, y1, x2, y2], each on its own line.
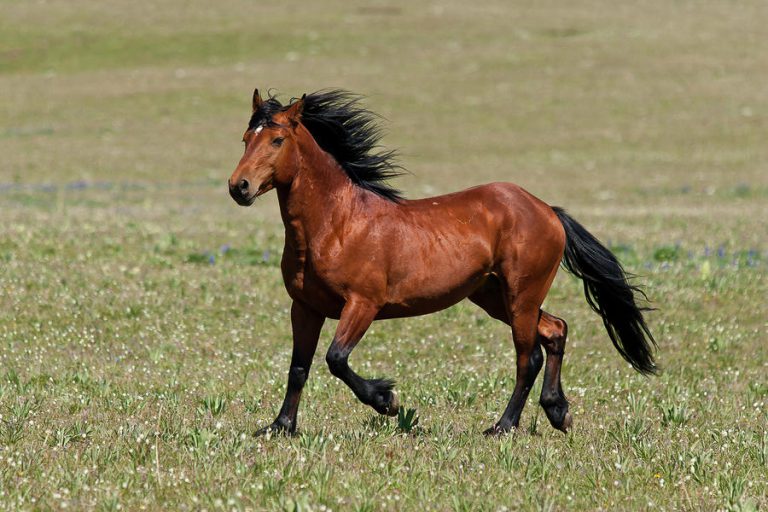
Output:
[248, 95, 284, 130]
[249, 90, 405, 202]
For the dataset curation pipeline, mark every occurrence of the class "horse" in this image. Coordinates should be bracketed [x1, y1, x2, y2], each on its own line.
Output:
[228, 89, 657, 436]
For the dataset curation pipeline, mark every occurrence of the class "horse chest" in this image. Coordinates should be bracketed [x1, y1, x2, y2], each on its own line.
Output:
[281, 245, 344, 317]
[281, 219, 310, 290]
[281, 245, 307, 292]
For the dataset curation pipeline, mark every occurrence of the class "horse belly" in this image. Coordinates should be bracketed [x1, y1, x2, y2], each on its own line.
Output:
[378, 255, 492, 319]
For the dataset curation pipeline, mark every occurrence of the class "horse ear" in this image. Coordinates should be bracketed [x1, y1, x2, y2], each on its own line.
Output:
[252, 88, 264, 112]
[284, 94, 305, 125]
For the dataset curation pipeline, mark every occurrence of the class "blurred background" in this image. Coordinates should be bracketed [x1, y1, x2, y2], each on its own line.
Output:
[2, 1, 766, 227]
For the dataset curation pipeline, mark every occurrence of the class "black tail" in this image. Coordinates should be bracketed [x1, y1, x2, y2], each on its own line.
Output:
[553, 207, 657, 374]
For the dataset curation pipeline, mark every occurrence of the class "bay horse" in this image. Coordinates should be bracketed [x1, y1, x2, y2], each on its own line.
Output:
[228, 89, 656, 436]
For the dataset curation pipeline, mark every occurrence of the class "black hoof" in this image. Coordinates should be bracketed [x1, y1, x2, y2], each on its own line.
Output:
[369, 379, 399, 417]
[542, 401, 572, 433]
[254, 420, 294, 437]
[483, 423, 515, 437]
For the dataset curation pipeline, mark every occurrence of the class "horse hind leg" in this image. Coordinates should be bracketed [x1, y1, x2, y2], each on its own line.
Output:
[469, 283, 570, 433]
[538, 311, 571, 433]
[470, 279, 542, 434]
[487, 302, 543, 434]
[468, 276, 510, 324]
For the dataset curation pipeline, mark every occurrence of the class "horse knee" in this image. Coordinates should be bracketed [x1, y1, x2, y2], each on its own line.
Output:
[325, 347, 347, 377]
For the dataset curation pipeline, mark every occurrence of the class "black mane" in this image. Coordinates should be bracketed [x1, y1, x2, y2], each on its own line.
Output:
[249, 90, 405, 201]
[248, 95, 283, 130]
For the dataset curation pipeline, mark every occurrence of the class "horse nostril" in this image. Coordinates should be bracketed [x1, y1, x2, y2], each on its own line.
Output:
[239, 179, 250, 193]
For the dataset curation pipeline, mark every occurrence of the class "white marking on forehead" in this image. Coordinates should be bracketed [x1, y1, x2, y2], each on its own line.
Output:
[254, 125, 264, 134]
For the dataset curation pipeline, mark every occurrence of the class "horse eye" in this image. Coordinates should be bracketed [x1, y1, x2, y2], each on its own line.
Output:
[272, 137, 285, 147]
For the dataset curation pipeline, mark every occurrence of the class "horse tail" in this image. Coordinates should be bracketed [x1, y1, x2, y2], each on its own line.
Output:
[552, 207, 658, 374]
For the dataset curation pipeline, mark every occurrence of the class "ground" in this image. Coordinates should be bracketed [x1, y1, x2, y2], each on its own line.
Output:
[0, 0, 766, 510]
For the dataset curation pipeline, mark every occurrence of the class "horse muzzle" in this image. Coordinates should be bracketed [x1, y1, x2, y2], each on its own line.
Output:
[229, 178, 256, 206]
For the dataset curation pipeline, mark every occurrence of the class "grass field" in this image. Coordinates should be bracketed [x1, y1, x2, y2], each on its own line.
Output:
[1, 1, 767, 510]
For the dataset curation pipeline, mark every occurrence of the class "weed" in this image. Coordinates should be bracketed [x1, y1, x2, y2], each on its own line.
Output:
[198, 395, 227, 417]
[396, 407, 420, 433]
[659, 403, 692, 427]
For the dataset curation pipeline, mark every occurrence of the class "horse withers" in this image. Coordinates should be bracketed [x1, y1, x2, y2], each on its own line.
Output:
[228, 89, 657, 436]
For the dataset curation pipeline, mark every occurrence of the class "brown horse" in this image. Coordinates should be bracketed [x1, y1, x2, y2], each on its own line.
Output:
[228, 89, 656, 436]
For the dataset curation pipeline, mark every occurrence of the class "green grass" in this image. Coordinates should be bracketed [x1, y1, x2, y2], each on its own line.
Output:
[1, 0, 766, 510]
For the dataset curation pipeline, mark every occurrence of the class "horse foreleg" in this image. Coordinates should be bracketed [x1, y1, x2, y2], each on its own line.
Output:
[325, 297, 399, 416]
[538, 311, 571, 433]
[255, 300, 325, 436]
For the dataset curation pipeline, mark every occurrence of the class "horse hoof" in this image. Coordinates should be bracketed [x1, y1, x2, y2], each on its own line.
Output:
[254, 421, 292, 438]
[560, 412, 573, 433]
[385, 391, 400, 417]
[254, 425, 275, 437]
[483, 424, 512, 437]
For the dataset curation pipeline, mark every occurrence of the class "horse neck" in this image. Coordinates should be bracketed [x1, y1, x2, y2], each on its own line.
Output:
[276, 125, 361, 244]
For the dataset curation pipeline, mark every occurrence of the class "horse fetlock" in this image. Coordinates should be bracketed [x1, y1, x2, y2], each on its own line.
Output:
[539, 390, 563, 408]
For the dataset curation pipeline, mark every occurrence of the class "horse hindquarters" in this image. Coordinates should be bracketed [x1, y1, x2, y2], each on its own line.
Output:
[473, 204, 568, 434]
